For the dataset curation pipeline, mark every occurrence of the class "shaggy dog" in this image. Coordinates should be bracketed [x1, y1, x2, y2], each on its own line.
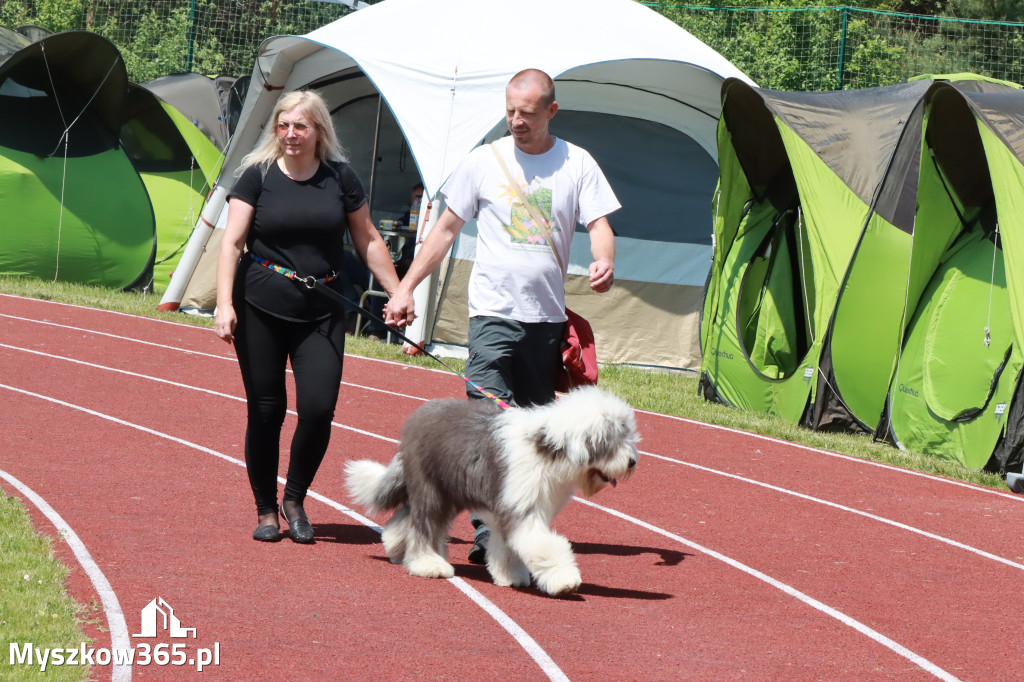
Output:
[345, 386, 639, 596]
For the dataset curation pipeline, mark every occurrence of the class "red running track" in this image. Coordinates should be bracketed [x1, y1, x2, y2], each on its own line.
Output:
[2, 292, 1023, 681]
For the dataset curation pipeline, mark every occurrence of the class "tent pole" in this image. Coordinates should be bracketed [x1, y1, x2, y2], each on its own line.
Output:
[366, 94, 383, 218]
[158, 185, 228, 311]
[404, 194, 441, 353]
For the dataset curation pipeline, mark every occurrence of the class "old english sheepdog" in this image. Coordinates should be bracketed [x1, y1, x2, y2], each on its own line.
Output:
[344, 386, 640, 596]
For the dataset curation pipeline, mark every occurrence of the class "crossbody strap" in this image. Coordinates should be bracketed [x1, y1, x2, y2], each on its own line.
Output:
[489, 143, 564, 272]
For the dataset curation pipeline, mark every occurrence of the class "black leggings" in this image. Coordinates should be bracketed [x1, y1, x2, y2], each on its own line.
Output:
[234, 302, 346, 516]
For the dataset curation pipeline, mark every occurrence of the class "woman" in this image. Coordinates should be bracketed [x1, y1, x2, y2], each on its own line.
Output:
[215, 90, 400, 543]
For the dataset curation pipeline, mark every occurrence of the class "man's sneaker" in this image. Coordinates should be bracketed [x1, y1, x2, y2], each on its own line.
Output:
[468, 527, 490, 565]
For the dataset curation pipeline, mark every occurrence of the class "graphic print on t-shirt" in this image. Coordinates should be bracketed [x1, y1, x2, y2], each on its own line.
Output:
[498, 176, 559, 246]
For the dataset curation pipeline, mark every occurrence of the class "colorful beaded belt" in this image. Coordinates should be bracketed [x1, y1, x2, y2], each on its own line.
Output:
[249, 252, 337, 289]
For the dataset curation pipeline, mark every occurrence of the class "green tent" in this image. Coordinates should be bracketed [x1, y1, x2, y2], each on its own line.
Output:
[699, 79, 934, 424]
[121, 81, 224, 292]
[0, 31, 155, 289]
[0, 33, 225, 293]
[882, 83, 1024, 471]
[810, 76, 1020, 435]
[700, 75, 1024, 465]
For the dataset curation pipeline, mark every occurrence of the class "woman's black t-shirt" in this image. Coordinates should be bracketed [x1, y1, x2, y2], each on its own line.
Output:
[228, 160, 367, 322]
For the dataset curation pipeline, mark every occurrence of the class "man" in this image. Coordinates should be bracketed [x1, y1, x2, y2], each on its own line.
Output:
[385, 68, 619, 562]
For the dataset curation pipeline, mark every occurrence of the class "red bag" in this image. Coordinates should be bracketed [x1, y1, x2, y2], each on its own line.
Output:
[556, 307, 598, 392]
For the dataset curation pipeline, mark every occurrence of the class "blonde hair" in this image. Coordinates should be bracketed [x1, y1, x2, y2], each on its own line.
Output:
[237, 89, 347, 175]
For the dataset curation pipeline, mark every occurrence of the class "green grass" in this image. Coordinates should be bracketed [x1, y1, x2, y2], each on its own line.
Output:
[0, 274, 1009, 674]
[0, 492, 92, 682]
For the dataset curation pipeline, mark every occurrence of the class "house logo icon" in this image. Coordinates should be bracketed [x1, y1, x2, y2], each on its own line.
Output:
[133, 597, 197, 639]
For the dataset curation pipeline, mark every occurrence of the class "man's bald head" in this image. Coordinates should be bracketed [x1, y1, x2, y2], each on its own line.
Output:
[507, 69, 556, 107]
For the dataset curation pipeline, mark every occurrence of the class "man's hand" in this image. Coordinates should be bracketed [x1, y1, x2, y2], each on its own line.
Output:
[585, 216, 615, 293]
[384, 288, 416, 328]
[589, 259, 614, 293]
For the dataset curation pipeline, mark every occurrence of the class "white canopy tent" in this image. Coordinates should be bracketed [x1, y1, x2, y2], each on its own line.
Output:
[159, 0, 752, 370]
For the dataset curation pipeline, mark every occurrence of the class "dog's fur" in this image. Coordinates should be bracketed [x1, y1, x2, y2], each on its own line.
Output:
[344, 386, 639, 595]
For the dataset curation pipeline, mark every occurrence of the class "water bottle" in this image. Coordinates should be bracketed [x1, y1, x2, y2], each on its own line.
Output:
[408, 203, 420, 232]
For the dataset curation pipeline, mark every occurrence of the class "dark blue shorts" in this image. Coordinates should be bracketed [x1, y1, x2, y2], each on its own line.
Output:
[465, 315, 564, 407]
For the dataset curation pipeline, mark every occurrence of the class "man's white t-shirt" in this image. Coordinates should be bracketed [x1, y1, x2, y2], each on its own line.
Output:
[441, 136, 620, 323]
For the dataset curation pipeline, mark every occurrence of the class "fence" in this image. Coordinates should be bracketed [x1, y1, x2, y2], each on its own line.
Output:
[649, 4, 1024, 90]
[0, 0, 361, 82]
[2, 1, 1024, 90]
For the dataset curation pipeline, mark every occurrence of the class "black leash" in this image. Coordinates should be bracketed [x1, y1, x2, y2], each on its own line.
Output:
[250, 253, 512, 409]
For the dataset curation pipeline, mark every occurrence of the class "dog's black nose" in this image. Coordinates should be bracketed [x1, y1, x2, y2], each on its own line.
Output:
[628, 457, 637, 469]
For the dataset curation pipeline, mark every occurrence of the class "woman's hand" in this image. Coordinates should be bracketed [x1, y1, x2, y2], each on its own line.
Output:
[215, 304, 237, 343]
[215, 197, 254, 345]
[384, 288, 416, 328]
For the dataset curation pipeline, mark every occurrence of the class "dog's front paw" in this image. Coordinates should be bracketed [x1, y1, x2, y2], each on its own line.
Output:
[405, 555, 455, 579]
[535, 564, 582, 596]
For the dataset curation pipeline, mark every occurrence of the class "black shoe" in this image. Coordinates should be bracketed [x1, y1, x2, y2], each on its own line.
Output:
[468, 528, 489, 565]
[281, 502, 315, 544]
[253, 524, 281, 542]
[252, 509, 281, 542]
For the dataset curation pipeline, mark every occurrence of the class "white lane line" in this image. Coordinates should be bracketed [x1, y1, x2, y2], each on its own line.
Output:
[0, 294, 198, 328]
[641, 450, 1024, 572]
[2, 303, 1017, 500]
[0, 383, 567, 682]
[3, 342, 411, 438]
[2, 342, 1019, 570]
[0, 470, 132, 682]
[6, 339, 1015, 569]
[0, 312, 233, 360]
[0, 376, 967, 681]
[636, 409, 1023, 502]
[0, 322, 429, 404]
[0, 295, 1006, 679]
[0, 305, 453, 376]
[306, 491, 569, 682]
[572, 496, 959, 682]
